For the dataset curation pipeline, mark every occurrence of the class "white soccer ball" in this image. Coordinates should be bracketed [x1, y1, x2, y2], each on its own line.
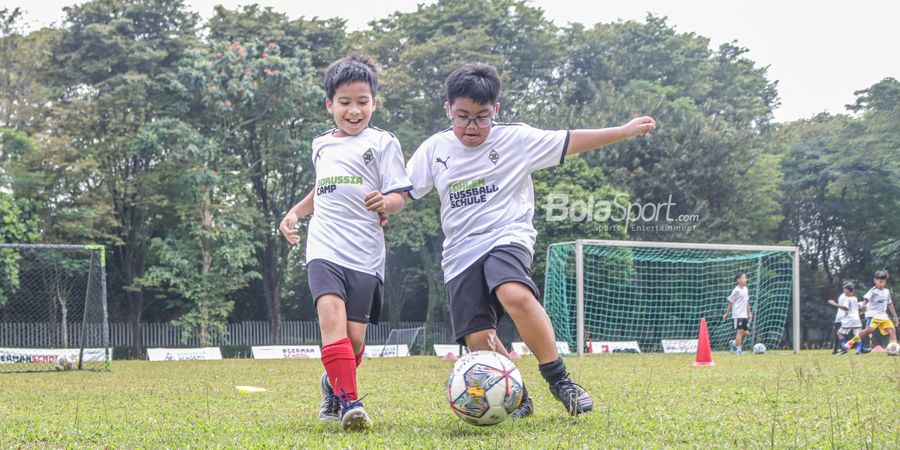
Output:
[887, 343, 900, 356]
[54, 354, 76, 371]
[446, 351, 524, 426]
[752, 343, 766, 354]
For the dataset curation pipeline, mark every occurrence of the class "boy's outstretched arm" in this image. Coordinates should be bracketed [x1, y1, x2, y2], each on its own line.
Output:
[279, 188, 315, 245]
[566, 116, 656, 156]
[827, 299, 849, 311]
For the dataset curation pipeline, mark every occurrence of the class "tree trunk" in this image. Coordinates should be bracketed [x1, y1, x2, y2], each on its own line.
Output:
[259, 236, 283, 344]
[129, 291, 144, 359]
[199, 189, 213, 347]
[420, 238, 445, 348]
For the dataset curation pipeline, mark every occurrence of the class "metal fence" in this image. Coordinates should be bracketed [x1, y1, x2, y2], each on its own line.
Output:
[1, 320, 522, 349]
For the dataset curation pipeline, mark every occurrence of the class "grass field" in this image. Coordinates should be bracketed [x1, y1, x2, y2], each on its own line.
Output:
[1, 351, 898, 448]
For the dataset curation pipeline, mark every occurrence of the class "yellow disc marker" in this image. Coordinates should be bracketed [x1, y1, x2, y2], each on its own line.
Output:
[236, 385, 267, 393]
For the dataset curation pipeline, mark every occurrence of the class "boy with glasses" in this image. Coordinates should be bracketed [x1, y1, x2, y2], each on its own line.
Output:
[405, 63, 655, 416]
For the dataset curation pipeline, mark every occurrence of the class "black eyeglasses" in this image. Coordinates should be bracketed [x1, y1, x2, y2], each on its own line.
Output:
[450, 115, 494, 129]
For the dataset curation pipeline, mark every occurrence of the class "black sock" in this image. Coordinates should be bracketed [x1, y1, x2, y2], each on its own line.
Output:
[539, 357, 567, 385]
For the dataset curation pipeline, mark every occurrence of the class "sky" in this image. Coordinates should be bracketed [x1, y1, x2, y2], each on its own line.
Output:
[7, 0, 899, 122]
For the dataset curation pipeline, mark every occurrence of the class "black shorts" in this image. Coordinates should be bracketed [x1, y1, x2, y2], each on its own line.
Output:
[308, 259, 383, 324]
[444, 244, 539, 345]
[734, 318, 749, 331]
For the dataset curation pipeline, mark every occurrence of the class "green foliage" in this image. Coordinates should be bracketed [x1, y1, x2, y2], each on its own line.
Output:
[777, 78, 900, 337]
[2, 0, 896, 344]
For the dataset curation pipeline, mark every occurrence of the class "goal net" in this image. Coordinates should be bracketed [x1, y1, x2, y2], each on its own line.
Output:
[0, 244, 110, 372]
[544, 240, 799, 355]
[379, 326, 425, 357]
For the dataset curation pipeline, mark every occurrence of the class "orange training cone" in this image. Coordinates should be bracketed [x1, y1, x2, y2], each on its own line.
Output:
[693, 317, 716, 366]
[442, 352, 458, 361]
[508, 351, 521, 360]
[872, 345, 885, 353]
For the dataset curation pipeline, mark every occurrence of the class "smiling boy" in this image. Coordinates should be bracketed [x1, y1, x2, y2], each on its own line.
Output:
[279, 55, 411, 431]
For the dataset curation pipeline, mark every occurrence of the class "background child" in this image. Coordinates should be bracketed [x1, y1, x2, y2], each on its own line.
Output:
[844, 270, 898, 351]
[829, 283, 861, 354]
[723, 272, 751, 354]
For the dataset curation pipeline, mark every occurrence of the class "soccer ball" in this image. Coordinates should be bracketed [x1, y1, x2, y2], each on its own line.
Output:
[446, 351, 524, 426]
[887, 343, 900, 356]
[54, 354, 76, 371]
[752, 343, 766, 354]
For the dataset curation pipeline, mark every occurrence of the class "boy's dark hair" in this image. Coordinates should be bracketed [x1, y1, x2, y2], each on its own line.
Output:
[324, 54, 378, 100]
[445, 63, 501, 105]
[736, 271, 747, 281]
[874, 270, 889, 280]
[842, 282, 854, 292]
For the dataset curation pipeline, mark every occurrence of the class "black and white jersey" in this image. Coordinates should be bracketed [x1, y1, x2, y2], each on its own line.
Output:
[407, 123, 569, 281]
[306, 127, 412, 278]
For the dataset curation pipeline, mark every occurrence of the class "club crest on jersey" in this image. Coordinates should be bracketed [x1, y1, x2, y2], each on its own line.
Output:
[363, 148, 375, 166]
[436, 156, 450, 169]
[488, 148, 500, 165]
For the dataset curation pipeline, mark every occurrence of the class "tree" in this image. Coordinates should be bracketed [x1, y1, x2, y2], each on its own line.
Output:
[137, 120, 259, 346]
[0, 130, 39, 307]
[0, 9, 60, 132]
[49, 0, 200, 357]
[198, 6, 344, 342]
[558, 16, 782, 243]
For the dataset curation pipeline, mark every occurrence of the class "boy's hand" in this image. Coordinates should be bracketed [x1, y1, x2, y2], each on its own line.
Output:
[365, 191, 387, 213]
[379, 212, 389, 227]
[622, 116, 656, 138]
[279, 212, 301, 245]
[722, 313, 729, 321]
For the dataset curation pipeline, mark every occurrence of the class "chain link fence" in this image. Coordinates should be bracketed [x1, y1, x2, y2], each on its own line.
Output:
[0, 244, 109, 372]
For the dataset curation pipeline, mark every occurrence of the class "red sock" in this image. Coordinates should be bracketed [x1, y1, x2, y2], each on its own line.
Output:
[355, 343, 365, 367]
[321, 337, 357, 401]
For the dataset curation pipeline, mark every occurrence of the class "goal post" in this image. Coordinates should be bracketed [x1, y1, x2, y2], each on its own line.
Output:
[380, 326, 425, 357]
[545, 240, 800, 355]
[0, 244, 110, 372]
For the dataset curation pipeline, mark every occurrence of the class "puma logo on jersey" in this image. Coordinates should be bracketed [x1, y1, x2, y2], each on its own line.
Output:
[488, 148, 500, 165]
[363, 148, 375, 166]
[436, 156, 450, 169]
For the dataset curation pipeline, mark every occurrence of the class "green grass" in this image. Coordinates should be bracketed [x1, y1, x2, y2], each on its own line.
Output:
[1, 351, 898, 448]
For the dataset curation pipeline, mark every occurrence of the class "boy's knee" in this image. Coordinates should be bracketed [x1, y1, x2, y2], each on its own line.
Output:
[316, 295, 345, 321]
[496, 282, 536, 310]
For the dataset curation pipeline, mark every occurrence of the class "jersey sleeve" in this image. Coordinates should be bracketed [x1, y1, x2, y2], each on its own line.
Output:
[379, 135, 413, 194]
[727, 287, 739, 304]
[518, 125, 570, 172]
[864, 288, 874, 301]
[406, 140, 434, 200]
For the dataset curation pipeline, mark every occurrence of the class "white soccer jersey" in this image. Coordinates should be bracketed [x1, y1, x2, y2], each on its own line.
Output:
[839, 294, 861, 328]
[407, 123, 569, 281]
[305, 127, 412, 278]
[728, 286, 750, 319]
[863, 287, 893, 320]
